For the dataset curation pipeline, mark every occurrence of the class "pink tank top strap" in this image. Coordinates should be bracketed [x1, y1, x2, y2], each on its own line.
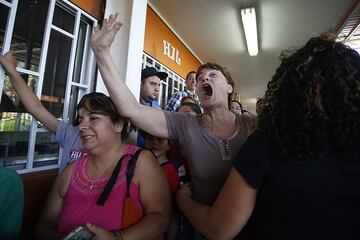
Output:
[70, 154, 87, 180]
[123, 144, 141, 155]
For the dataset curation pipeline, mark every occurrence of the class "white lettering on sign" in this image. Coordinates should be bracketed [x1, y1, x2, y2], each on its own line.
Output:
[163, 40, 181, 65]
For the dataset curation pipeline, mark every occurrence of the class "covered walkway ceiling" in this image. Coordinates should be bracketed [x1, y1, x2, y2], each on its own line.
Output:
[149, 0, 354, 109]
[336, 1, 360, 52]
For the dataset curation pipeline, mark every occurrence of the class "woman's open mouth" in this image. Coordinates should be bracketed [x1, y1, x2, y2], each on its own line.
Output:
[201, 83, 213, 98]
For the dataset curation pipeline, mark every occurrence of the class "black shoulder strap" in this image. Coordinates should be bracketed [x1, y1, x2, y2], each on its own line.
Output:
[125, 149, 142, 196]
[96, 154, 130, 206]
[96, 149, 143, 206]
[160, 161, 170, 167]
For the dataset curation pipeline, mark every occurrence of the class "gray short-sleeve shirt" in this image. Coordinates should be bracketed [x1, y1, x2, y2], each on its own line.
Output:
[164, 111, 252, 204]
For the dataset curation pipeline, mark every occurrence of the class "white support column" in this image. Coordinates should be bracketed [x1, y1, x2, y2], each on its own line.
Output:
[124, 0, 147, 101]
[96, 0, 148, 103]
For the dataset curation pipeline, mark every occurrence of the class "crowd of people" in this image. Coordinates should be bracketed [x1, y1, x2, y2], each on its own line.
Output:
[1, 11, 360, 240]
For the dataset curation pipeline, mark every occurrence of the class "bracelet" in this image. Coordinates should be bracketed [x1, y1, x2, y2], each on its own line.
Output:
[114, 231, 123, 240]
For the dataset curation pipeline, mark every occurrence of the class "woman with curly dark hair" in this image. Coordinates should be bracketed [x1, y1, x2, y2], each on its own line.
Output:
[176, 33, 360, 240]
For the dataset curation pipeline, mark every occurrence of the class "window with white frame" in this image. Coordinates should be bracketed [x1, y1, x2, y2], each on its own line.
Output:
[142, 53, 185, 108]
[0, 0, 97, 173]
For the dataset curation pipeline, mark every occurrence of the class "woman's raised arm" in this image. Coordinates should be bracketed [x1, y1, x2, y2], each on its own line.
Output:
[0, 51, 59, 133]
[90, 13, 169, 139]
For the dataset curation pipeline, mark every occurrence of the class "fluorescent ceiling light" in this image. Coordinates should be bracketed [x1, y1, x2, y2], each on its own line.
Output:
[241, 7, 258, 56]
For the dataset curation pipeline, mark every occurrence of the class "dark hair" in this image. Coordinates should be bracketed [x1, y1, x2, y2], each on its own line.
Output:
[196, 63, 235, 107]
[186, 71, 196, 79]
[75, 92, 132, 140]
[230, 99, 244, 114]
[256, 98, 265, 115]
[176, 102, 202, 115]
[181, 96, 199, 104]
[258, 33, 360, 158]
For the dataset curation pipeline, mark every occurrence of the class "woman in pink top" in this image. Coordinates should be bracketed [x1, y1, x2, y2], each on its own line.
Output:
[35, 93, 171, 239]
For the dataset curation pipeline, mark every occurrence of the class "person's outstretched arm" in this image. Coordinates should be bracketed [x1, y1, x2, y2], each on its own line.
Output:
[0, 51, 59, 133]
[90, 13, 169, 139]
[177, 168, 257, 240]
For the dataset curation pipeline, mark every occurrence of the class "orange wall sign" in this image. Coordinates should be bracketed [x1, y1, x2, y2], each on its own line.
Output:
[70, 0, 104, 21]
[144, 6, 201, 79]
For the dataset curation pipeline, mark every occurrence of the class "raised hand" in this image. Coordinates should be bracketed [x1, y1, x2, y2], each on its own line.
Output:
[90, 13, 123, 55]
[0, 51, 18, 75]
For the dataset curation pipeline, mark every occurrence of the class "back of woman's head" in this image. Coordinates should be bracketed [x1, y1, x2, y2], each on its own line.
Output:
[258, 33, 360, 158]
[76, 92, 131, 140]
[181, 96, 198, 105]
[177, 102, 202, 115]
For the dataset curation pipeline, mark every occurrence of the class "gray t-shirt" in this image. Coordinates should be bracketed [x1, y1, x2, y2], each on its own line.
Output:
[164, 111, 253, 204]
[53, 121, 85, 171]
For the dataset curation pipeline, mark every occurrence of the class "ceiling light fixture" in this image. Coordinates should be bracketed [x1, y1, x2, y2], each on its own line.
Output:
[240, 7, 258, 56]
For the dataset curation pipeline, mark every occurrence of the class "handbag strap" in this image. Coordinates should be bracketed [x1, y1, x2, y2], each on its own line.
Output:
[96, 149, 143, 206]
[96, 154, 129, 206]
[125, 149, 142, 196]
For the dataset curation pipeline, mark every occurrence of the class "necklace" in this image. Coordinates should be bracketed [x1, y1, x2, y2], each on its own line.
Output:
[222, 139, 231, 161]
[89, 157, 117, 190]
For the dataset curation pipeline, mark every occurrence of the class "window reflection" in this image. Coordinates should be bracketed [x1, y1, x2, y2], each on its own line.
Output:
[43, 30, 72, 119]
[1, 73, 34, 167]
[10, 0, 49, 72]
[53, 4, 75, 34]
[68, 86, 87, 125]
[167, 77, 173, 100]
[0, 130, 29, 168]
[72, 21, 86, 84]
[0, 4, 9, 50]
[33, 131, 59, 167]
[161, 82, 167, 107]
[0, 73, 60, 168]
[0, 1, 98, 170]
[180, 80, 184, 91]
[1, 73, 36, 115]
[174, 79, 178, 89]
[72, 16, 94, 85]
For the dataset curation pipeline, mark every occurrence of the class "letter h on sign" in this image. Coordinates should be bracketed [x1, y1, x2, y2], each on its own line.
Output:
[163, 40, 181, 66]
